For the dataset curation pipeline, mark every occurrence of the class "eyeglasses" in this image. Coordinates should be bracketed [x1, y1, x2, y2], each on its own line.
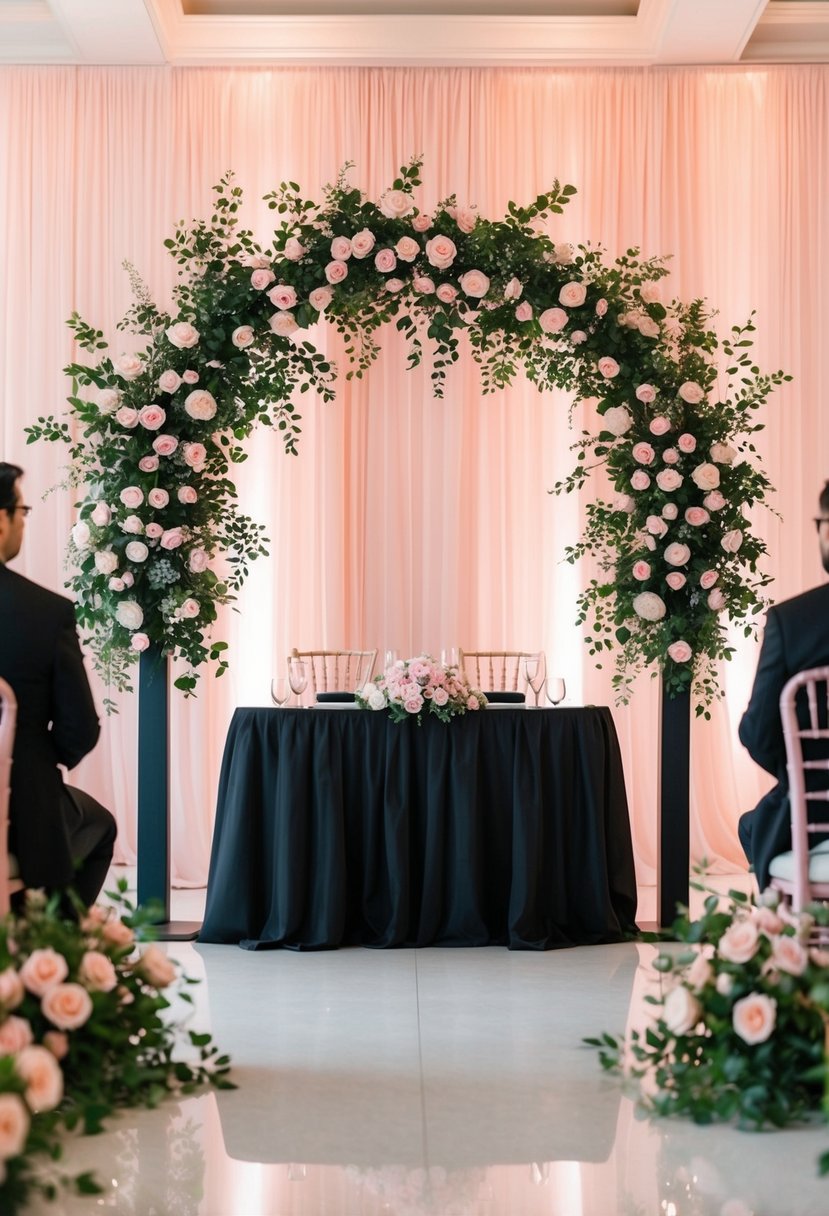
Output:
[814, 517, 829, 532]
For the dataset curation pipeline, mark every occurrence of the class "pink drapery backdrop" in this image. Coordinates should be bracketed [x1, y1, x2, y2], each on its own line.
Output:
[1, 64, 827, 888]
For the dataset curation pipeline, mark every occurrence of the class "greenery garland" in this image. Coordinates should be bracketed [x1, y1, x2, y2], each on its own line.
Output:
[28, 159, 788, 709]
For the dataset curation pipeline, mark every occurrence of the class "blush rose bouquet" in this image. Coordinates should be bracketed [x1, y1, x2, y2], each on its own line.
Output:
[356, 655, 487, 724]
[0, 885, 232, 1209]
[587, 882, 829, 1137]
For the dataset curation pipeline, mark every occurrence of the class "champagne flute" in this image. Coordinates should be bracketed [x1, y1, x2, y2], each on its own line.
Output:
[546, 676, 566, 707]
[441, 647, 458, 671]
[384, 649, 399, 672]
[523, 653, 545, 708]
[288, 658, 307, 707]
[270, 676, 289, 707]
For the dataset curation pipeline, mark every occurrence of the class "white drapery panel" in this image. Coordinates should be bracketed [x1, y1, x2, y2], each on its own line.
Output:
[1, 65, 827, 886]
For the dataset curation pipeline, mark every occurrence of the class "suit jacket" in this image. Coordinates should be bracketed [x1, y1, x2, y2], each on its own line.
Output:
[0, 563, 100, 887]
[738, 580, 829, 890]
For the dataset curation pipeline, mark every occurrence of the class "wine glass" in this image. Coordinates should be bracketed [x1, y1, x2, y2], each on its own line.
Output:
[288, 658, 307, 707]
[546, 676, 566, 707]
[440, 647, 458, 671]
[270, 676, 289, 707]
[384, 649, 399, 672]
[523, 653, 545, 708]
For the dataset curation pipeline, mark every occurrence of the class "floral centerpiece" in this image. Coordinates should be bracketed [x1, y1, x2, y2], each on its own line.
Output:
[588, 883, 829, 1143]
[0, 886, 231, 1209]
[28, 159, 787, 708]
[356, 655, 486, 723]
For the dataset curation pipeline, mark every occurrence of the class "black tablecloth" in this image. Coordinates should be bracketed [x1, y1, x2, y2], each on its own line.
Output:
[199, 706, 638, 950]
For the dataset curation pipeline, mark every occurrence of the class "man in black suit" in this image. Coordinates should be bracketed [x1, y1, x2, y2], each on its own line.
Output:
[738, 481, 829, 890]
[0, 461, 116, 906]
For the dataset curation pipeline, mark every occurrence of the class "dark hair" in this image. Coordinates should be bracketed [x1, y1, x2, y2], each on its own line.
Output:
[820, 481, 829, 516]
[0, 463, 23, 514]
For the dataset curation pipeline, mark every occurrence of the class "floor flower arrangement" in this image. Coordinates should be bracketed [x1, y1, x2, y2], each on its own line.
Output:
[356, 655, 487, 724]
[0, 885, 232, 1209]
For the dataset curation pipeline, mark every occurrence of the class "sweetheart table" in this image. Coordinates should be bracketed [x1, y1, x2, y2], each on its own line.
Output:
[199, 706, 638, 950]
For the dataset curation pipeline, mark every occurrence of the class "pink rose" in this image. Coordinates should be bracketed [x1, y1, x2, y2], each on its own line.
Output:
[630, 470, 651, 491]
[704, 490, 726, 511]
[466, 695, 481, 710]
[595, 298, 608, 316]
[324, 260, 349, 285]
[115, 406, 139, 429]
[160, 528, 184, 550]
[453, 206, 478, 234]
[158, 369, 181, 394]
[411, 213, 431, 232]
[571, 330, 587, 345]
[413, 276, 435, 294]
[425, 235, 457, 270]
[721, 529, 743, 554]
[143, 524, 162, 540]
[633, 592, 666, 621]
[0, 1015, 33, 1054]
[602, 406, 632, 436]
[641, 534, 657, 552]
[131, 632, 150, 652]
[72, 520, 91, 548]
[148, 487, 169, 509]
[504, 277, 523, 301]
[139, 944, 177, 988]
[632, 560, 651, 581]
[677, 433, 697, 454]
[678, 380, 705, 404]
[269, 312, 299, 337]
[559, 281, 587, 308]
[552, 242, 574, 265]
[732, 993, 776, 1045]
[662, 448, 679, 464]
[395, 236, 420, 263]
[539, 308, 568, 334]
[404, 696, 424, 715]
[597, 356, 620, 379]
[43, 1031, 69, 1060]
[636, 384, 657, 404]
[90, 502, 111, 527]
[435, 283, 458, 305]
[691, 463, 720, 491]
[79, 950, 118, 993]
[309, 286, 333, 312]
[101, 917, 134, 948]
[638, 316, 660, 339]
[114, 353, 143, 381]
[119, 486, 144, 509]
[514, 302, 533, 323]
[282, 238, 305, 261]
[121, 571, 134, 587]
[613, 494, 636, 513]
[177, 486, 198, 504]
[184, 389, 218, 421]
[330, 236, 352, 261]
[179, 597, 200, 618]
[665, 572, 686, 591]
[667, 640, 692, 663]
[707, 588, 726, 611]
[640, 281, 661, 303]
[656, 469, 683, 492]
[41, 982, 93, 1031]
[664, 542, 691, 566]
[231, 325, 255, 349]
[684, 507, 710, 527]
[649, 416, 671, 436]
[632, 442, 655, 465]
[459, 269, 490, 299]
[374, 248, 397, 274]
[108, 576, 125, 592]
[165, 321, 199, 350]
[662, 985, 701, 1036]
[646, 515, 668, 537]
[152, 434, 178, 457]
[385, 278, 405, 293]
[699, 570, 719, 589]
[267, 284, 297, 310]
[0, 1094, 29, 1159]
[718, 920, 759, 963]
[251, 268, 276, 290]
[96, 387, 121, 412]
[0, 968, 24, 1010]
[188, 548, 209, 573]
[771, 936, 808, 976]
[662, 503, 678, 520]
[350, 229, 376, 259]
[686, 951, 713, 991]
[378, 189, 414, 220]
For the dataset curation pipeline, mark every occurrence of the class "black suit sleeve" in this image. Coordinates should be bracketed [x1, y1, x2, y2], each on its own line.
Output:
[50, 598, 100, 770]
[738, 608, 786, 777]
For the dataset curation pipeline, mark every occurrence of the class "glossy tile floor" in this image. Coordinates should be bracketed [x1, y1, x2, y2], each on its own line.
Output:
[27, 872, 829, 1216]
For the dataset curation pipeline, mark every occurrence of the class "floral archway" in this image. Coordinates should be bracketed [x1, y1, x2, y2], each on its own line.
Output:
[30, 159, 786, 712]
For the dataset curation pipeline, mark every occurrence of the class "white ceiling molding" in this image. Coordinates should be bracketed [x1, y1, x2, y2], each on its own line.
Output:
[0, 0, 828, 67]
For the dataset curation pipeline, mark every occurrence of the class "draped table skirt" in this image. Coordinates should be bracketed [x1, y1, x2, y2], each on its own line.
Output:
[199, 706, 638, 950]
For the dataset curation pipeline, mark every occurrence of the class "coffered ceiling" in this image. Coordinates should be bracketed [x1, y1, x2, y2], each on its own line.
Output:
[1, 0, 828, 66]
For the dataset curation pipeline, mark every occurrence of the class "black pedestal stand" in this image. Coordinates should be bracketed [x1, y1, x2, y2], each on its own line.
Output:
[657, 677, 691, 930]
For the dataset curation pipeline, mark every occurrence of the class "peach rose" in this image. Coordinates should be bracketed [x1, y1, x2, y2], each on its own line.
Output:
[613, 494, 636, 513]
[269, 312, 299, 337]
[632, 442, 655, 465]
[138, 458, 158, 476]
[0, 968, 24, 1011]
[144, 524, 162, 541]
[638, 316, 660, 339]
[459, 270, 490, 299]
[374, 248, 397, 274]
[710, 442, 737, 464]
[160, 528, 184, 550]
[649, 416, 671, 436]
[662, 985, 702, 1036]
[662, 503, 678, 520]
[453, 205, 478, 234]
[395, 236, 420, 263]
[732, 993, 776, 1045]
[595, 297, 608, 316]
[250, 268, 275, 290]
[230, 325, 254, 349]
[0, 1015, 33, 1055]
[704, 490, 726, 511]
[43, 1031, 69, 1060]
[677, 433, 697, 453]
[412, 213, 431, 232]
[699, 570, 719, 589]
[425, 235, 457, 270]
[16, 1045, 63, 1112]
[559, 281, 587, 308]
[633, 592, 666, 621]
[385, 278, 405, 293]
[329, 236, 352, 261]
[147, 488, 169, 510]
[183, 443, 207, 469]
[184, 389, 218, 421]
[646, 515, 667, 536]
[350, 229, 376, 259]
[108, 577, 125, 592]
[656, 469, 683, 492]
[636, 384, 657, 404]
[158, 369, 181, 394]
[664, 542, 691, 566]
[131, 633, 150, 652]
[114, 353, 143, 381]
[20, 949, 68, 997]
[718, 919, 759, 963]
[153, 434, 178, 457]
[435, 283, 458, 305]
[640, 281, 661, 303]
[0, 1094, 29, 1159]
[685, 507, 710, 527]
[721, 529, 743, 554]
[282, 238, 305, 261]
[662, 448, 679, 464]
[101, 917, 135, 948]
[571, 330, 587, 345]
[267, 284, 297, 310]
[378, 189, 414, 220]
[182, 369, 199, 384]
[691, 463, 720, 491]
[177, 486, 198, 505]
[602, 406, 632, 436]
[678, 380, 705, 404]
[79, 950, 118, 993]
[632, 560, 651, 581]
[686, 951, 713, 991]
[597, 356, 620, 379]
[41, 983, 93, 1031]
[504, 277, 523, 301]
[188, 548, 210, 574]
[665, 572, 686, 591]
[309, 286, 333, 312]
[324, 260, 348, 285]
[139, 944, 177, 988]
[667, 640, 692, 663]
[515, 302, 533, 323]
[115, 406, 139, 429]
[630, 470, 651, 491]
[165, 321, 199, 350]
[707, 589, 726, 611]
[539, 308, 568, 334]
[413, 276, 435, 294]
[552, 242, 574, 265]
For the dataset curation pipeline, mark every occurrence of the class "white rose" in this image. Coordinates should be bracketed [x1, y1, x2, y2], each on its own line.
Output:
[125, 541, 149, 563]
[368, 688, 387, 711]
[165, 321, 200, 350]
[602, 406, 633, 437]
[121, 515, 144, 535]
[710, 442, 737, 465]
[90, 502, 111, 527]
[72, 521, 91, 549]
[378, 189, 414, 220]
[184, 390, 218, 422]
[115, 600, 144, 630]
[632, 592, 666, 622]
[94, 550, 118, 576]
[662, 985, 702, 1036]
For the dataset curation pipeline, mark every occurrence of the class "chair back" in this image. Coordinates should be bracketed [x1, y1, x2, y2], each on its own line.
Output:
[773, 666, 829, 913]
[0, 678, 18, 917]
[458, 649, 545, 692]
[289, 649, 377, 697]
